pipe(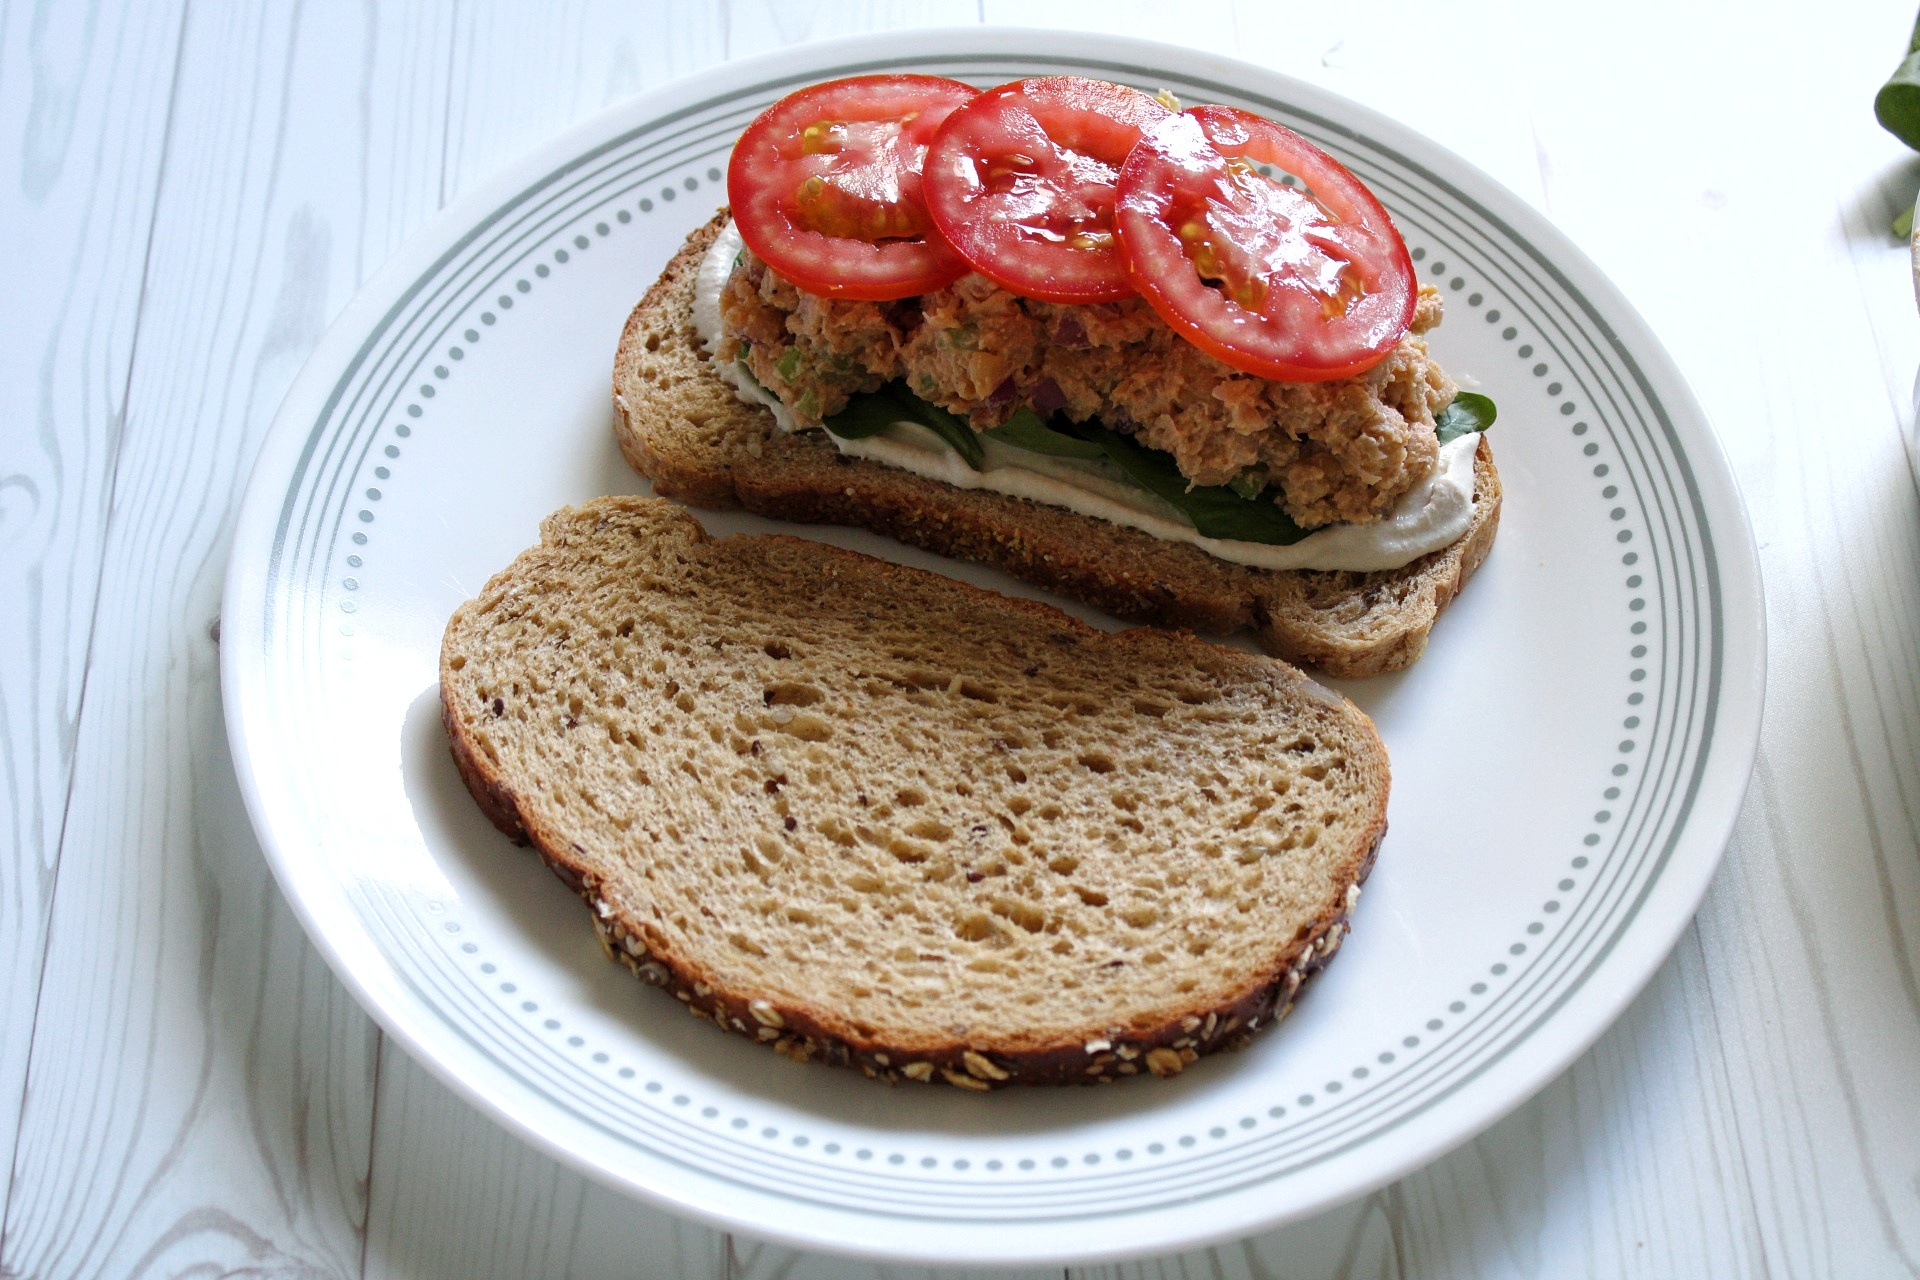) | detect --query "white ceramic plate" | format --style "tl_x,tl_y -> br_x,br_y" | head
222,29 -> 1764,1268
